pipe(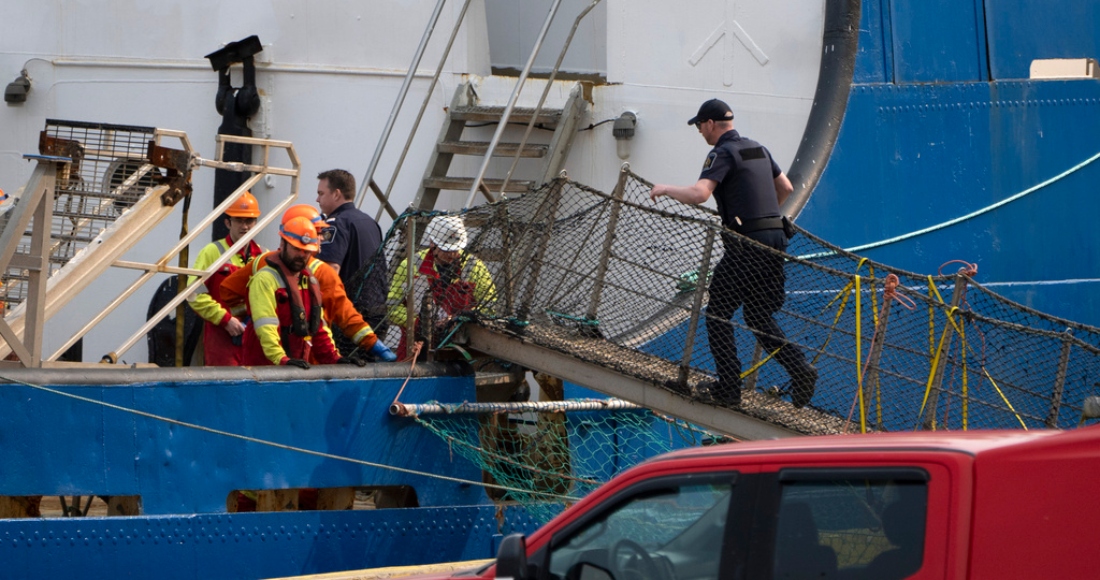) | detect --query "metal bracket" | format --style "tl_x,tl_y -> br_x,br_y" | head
146,141 -> 194,206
